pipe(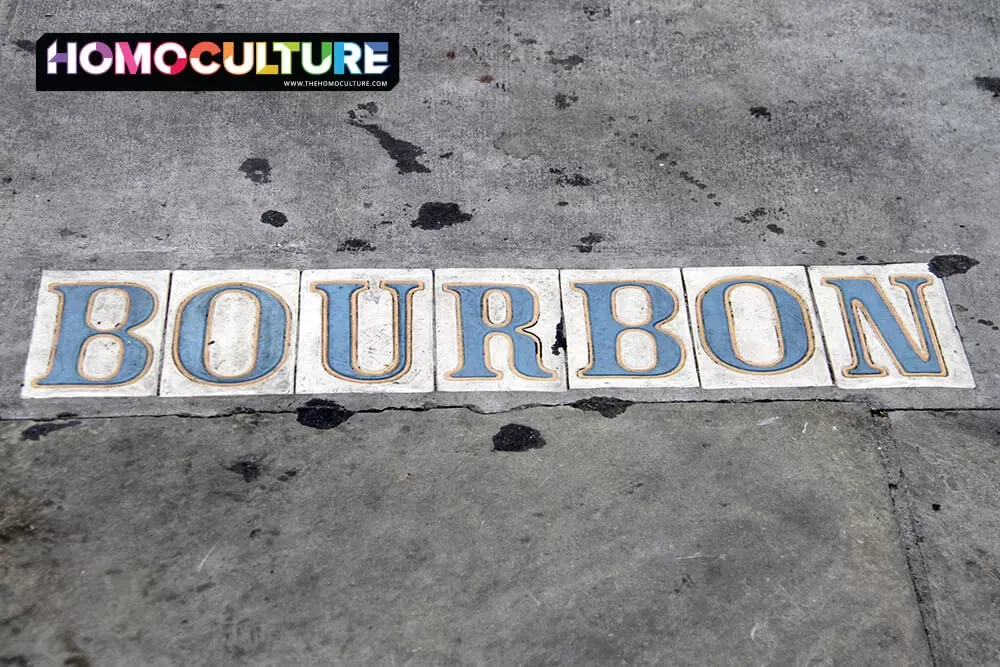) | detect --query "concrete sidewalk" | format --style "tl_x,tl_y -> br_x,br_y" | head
2,0 -> 999,663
